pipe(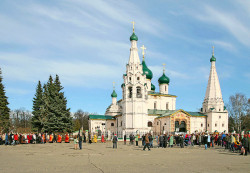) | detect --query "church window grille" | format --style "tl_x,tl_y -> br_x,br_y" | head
201,123 -> 203,127
137,77 -> 140,80
166,103 -> 169,110
136,86 -> 142,98
157,122 -> 159,125
148,121 -> 153,127
215,123 -> 217,127
129,77 -> 131,81
111,123 -> 114,126
154,102 -> 157,109
128,87 -> 132,98
222,124 -> 224,127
